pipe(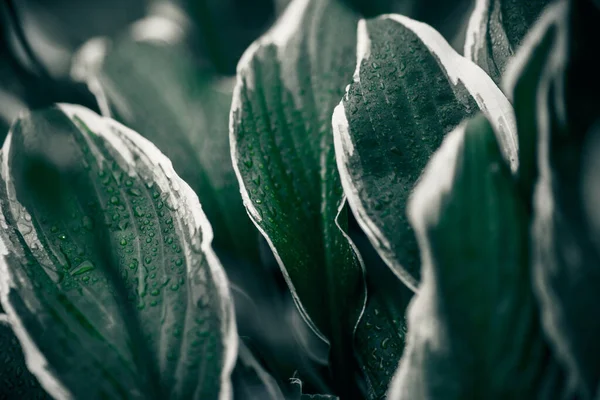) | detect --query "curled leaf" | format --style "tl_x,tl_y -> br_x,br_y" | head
0,105 -> 237,399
